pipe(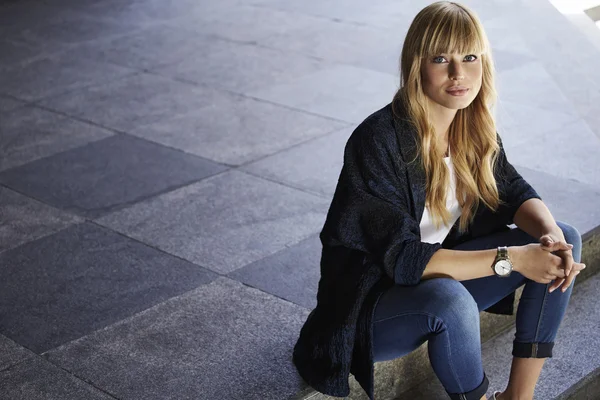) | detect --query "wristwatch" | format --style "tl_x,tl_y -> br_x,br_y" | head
492,246 -> 513,277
